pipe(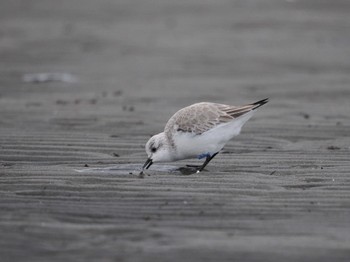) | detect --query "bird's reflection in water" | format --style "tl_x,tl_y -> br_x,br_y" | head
176,166 -> 207,175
